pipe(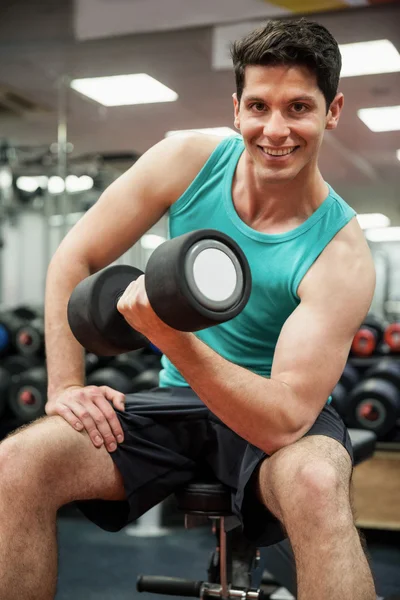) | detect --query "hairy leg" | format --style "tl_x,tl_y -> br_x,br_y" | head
0,416 -> 126,600
256,435 -> 376,600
